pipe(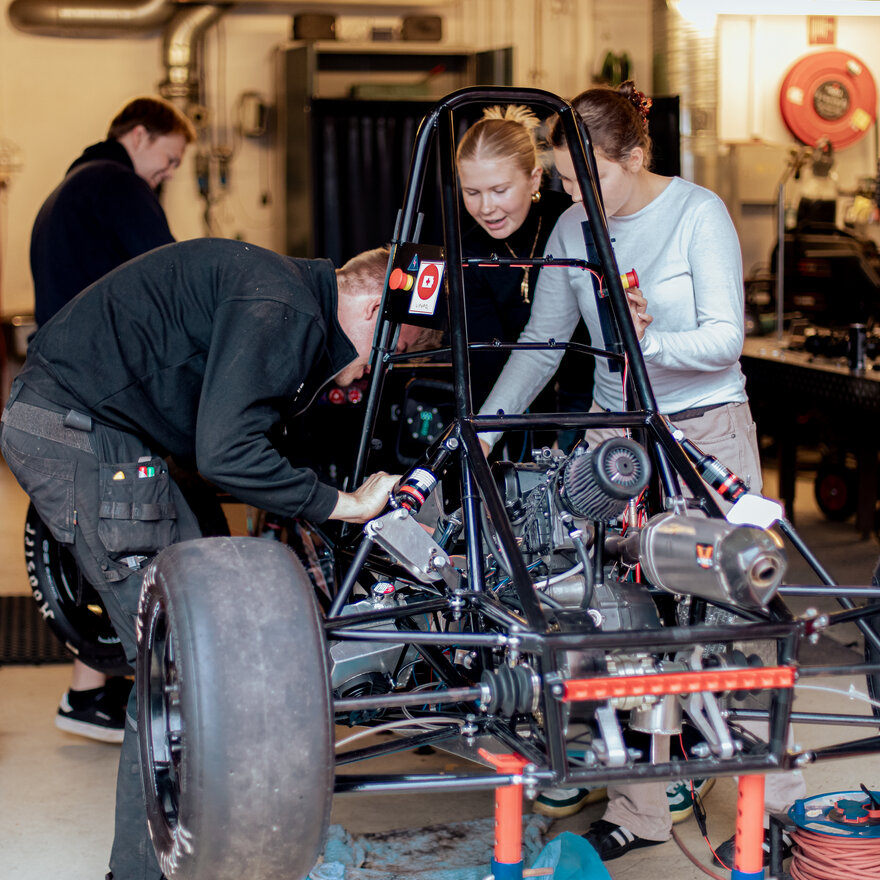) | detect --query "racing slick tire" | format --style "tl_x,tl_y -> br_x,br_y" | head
137,537 -> 334,880
24,502 -> 130,674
